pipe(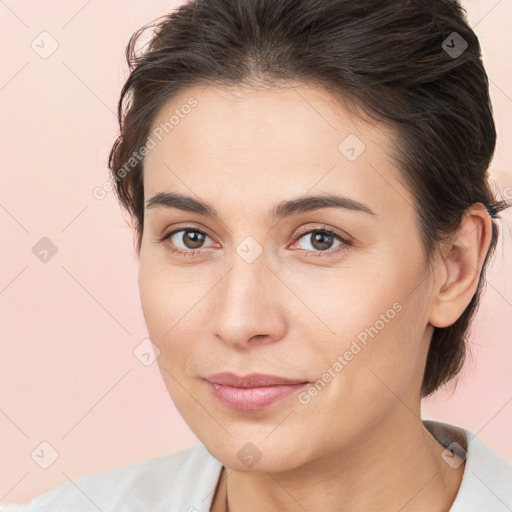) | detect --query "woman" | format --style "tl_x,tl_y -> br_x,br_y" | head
3,0 -> 511,510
